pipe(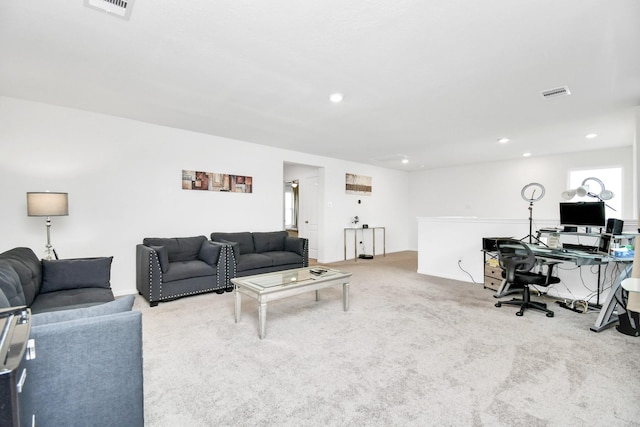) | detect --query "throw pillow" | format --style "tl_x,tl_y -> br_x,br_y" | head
0,260 -> 26,307
150,245 -> 169,273
41,257 -> 113,294
198,241 -> 221,266
31,294 -> 135,327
